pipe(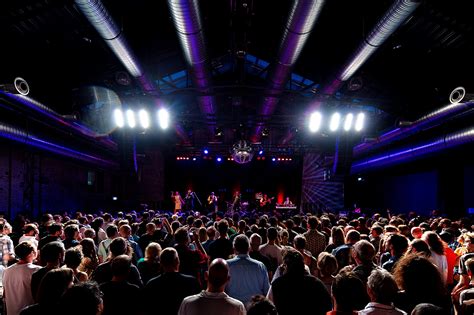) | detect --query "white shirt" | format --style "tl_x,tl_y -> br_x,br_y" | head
3,262 -> 41,315
358,302 -> 407,315
178,291 -> 245,315
429,251 -> 448,283
19,235 -> 38,249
